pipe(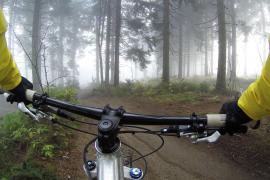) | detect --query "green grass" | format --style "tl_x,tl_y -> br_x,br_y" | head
90,80 -> 212,103
0,112 -> 71,179
47,86 -> 78,103
149,92 -> 199,103
0,86 -> 82,179
1,161 -> 57,180
89,77 -> 257,103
